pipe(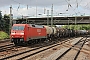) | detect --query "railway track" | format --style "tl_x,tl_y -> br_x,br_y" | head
0,37 -> 75,60
0,44 -> 14,52
0,39 -> 10,43
0,44 -> 25,57
0,39 -> 12,47
55,36 -> 89,60
0,40 -> 27,56
0,40 -> 22,53
0,44 -> 13,48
